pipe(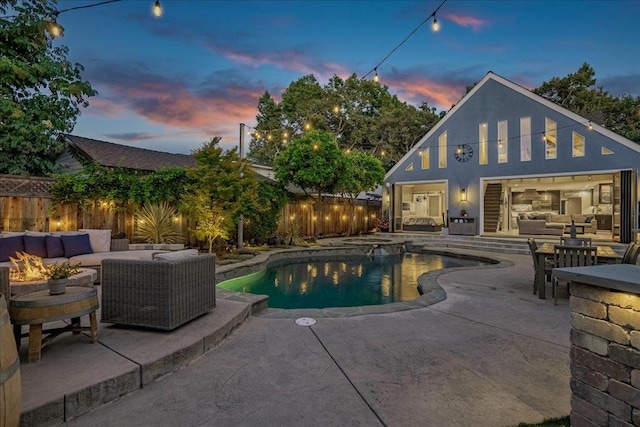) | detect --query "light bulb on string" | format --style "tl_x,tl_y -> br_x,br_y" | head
153,0 -> 162,17
588,121 -> 593,130
304,123 -> 312,131
373,68 -> 379,83
542,134 -> 547,142
50,21 -> 63,38
333,105 -> 339,114
432,16 -> 440,32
